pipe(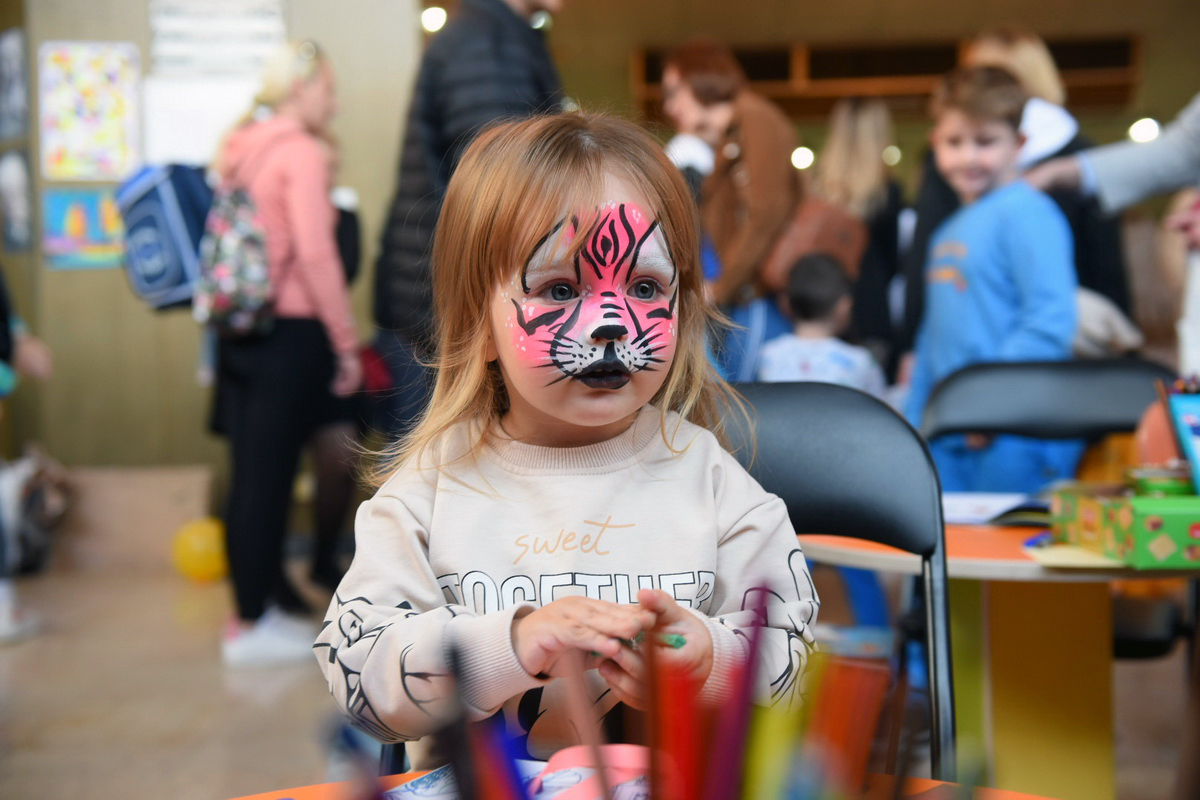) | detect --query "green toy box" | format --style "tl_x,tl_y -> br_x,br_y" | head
1050,483 -> 1200,569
